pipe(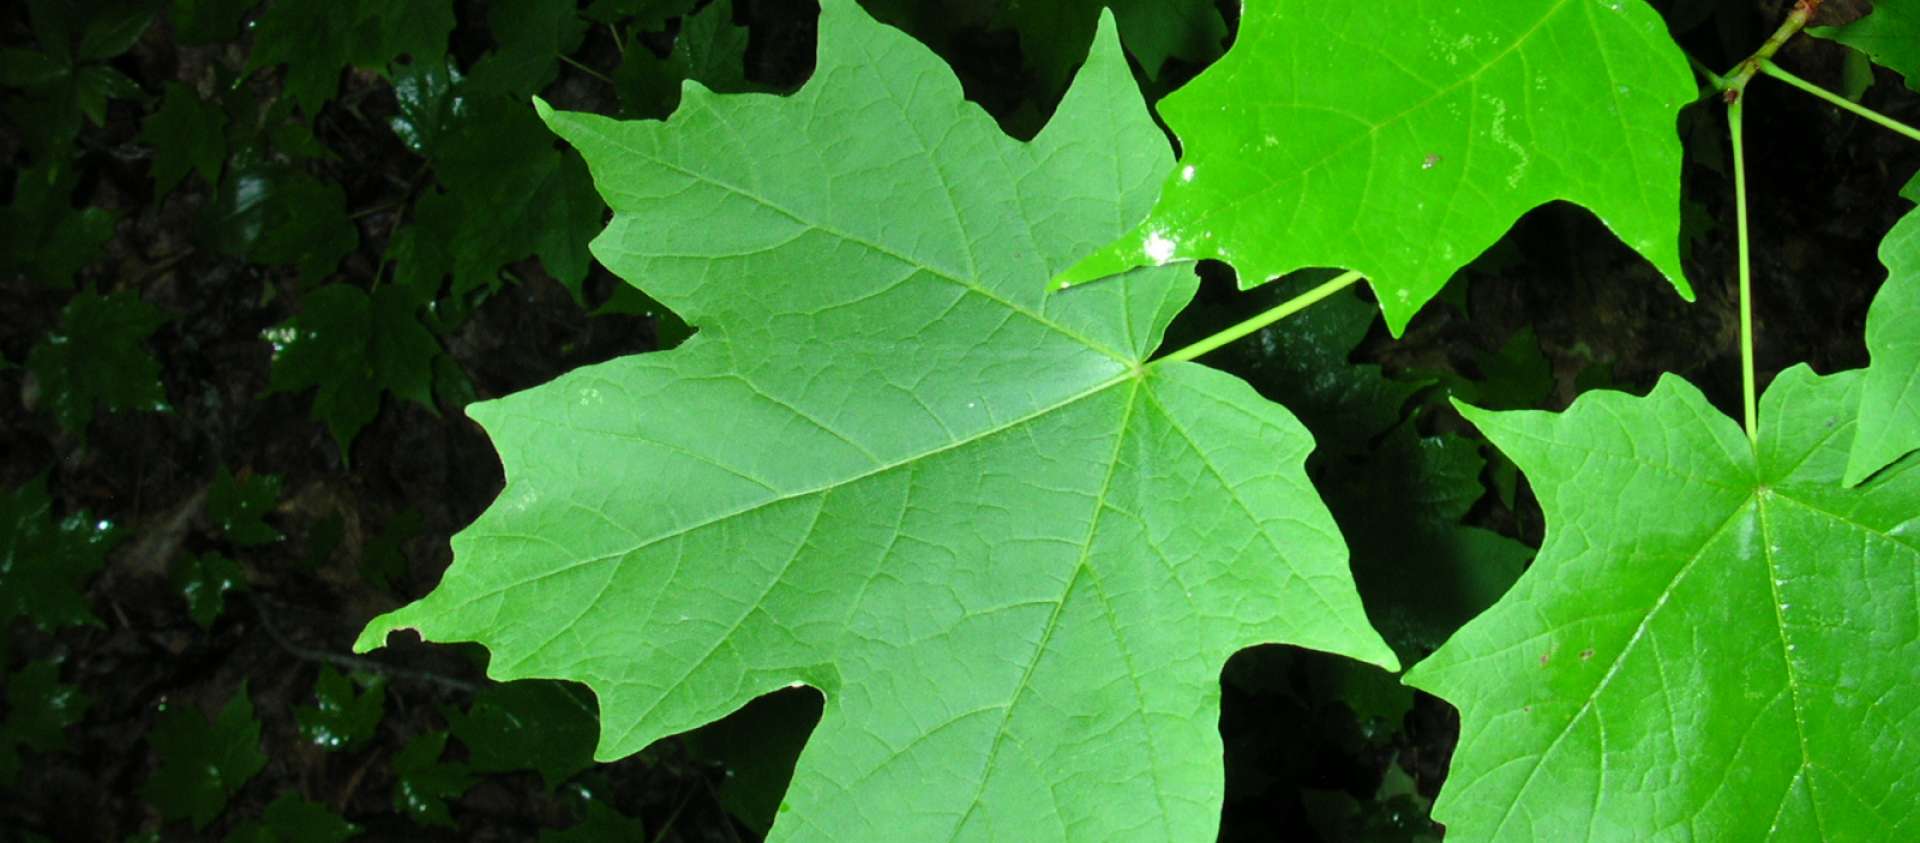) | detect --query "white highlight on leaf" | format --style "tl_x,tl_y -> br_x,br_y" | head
1144,230 -> 1176,264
